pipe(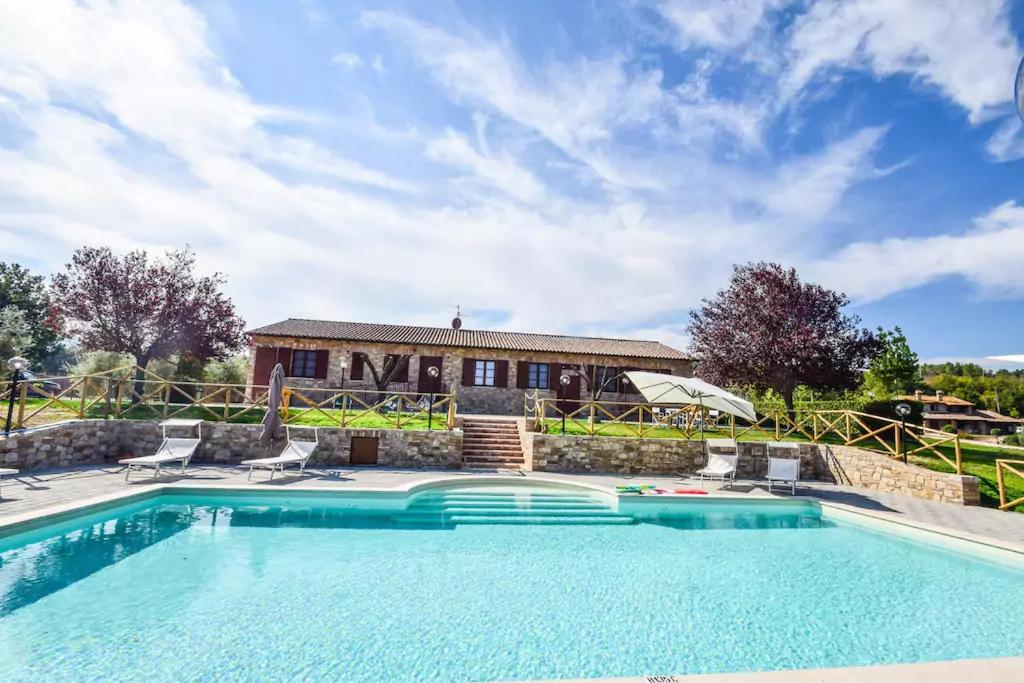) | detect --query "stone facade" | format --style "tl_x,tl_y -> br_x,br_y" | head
2,420 -> 462,472
248,335 -> 692,416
